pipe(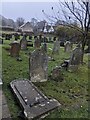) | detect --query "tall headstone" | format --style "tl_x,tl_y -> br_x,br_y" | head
52,38 -> 60,54
10,41 -> 20,57
29,49 -> 48,82
64,41 -> 72,52
20,36 -> 27,50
